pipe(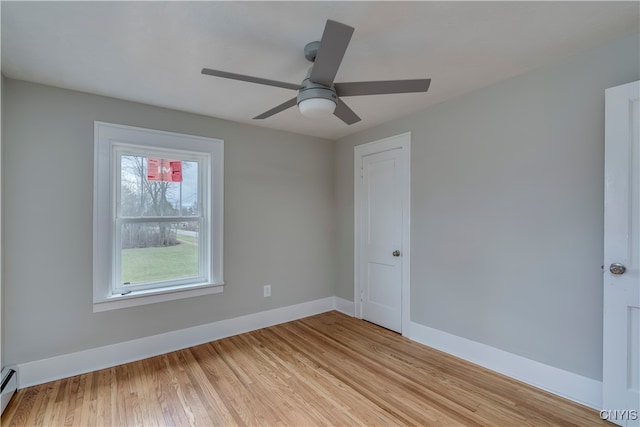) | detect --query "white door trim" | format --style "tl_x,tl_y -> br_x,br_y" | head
354,132 -> 411,334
